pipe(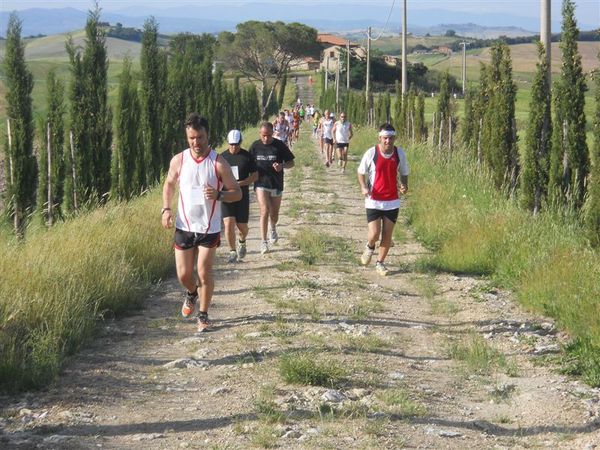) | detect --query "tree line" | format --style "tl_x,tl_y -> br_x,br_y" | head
397,0 -> 600,244
2,10 -> 262,235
